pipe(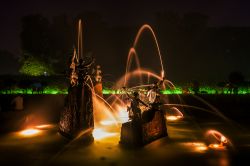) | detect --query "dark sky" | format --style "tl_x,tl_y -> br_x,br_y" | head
0,0 -> 250,82
1,0 -> 250,54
